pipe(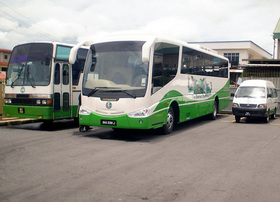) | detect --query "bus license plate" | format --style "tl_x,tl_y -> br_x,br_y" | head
101,120 -> 117,126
